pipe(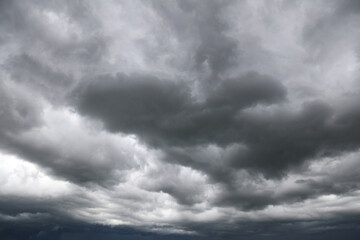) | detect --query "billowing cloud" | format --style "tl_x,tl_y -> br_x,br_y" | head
75,71 -> 286,147
1,0 -> 360,239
